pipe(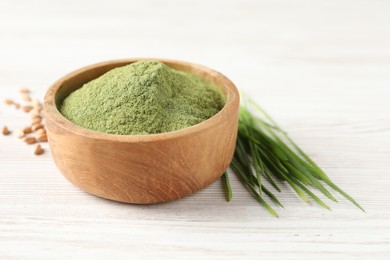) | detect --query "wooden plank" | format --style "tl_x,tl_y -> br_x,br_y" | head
0,0 -> 389,259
